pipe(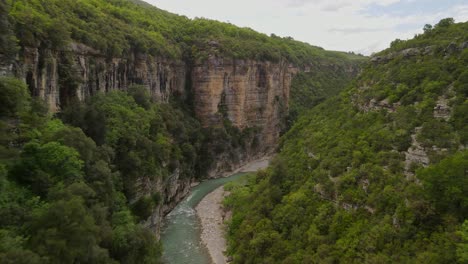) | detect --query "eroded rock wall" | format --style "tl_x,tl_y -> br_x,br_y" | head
11,43 -> 186,112
135,169 -> 193,239
10,44 -> 297,154
192,56 -> 297,150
